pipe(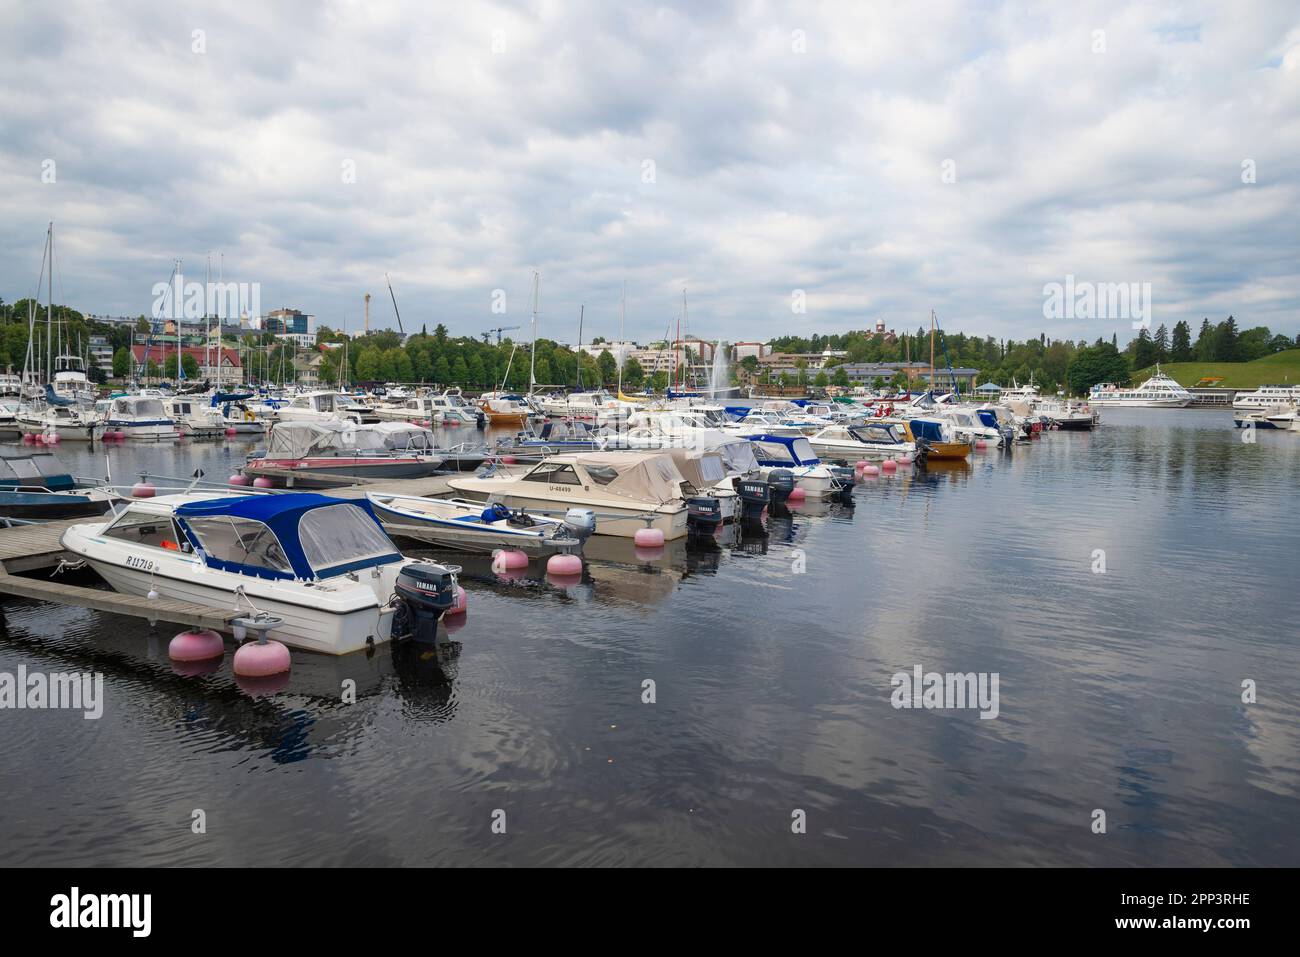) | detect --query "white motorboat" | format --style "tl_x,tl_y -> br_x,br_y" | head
0,399 -> 22,436
16,392 -> 104,442
277,390 -> 365,425
367,493 -> 595,554
1088,368 -> 1192,408
164,396 -> 226,437
448,450 -> 691,539
61,492 -> 460,655
808,422 -> 916,460
745,433 -> 853,498
102,394 -> 180,439
538,390 -> 634,426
